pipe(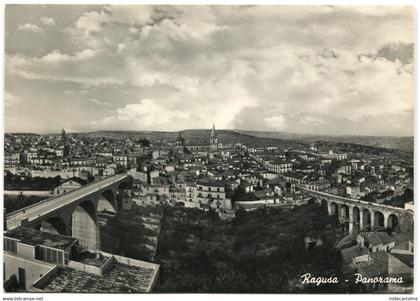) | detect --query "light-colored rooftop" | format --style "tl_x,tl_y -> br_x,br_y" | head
40,262 -> 157,293
5,227 -> 76,250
